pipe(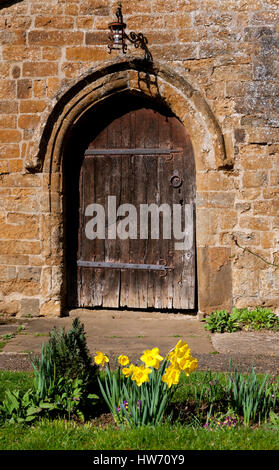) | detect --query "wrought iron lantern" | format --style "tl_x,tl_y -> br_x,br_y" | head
108,4 -> 153,62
